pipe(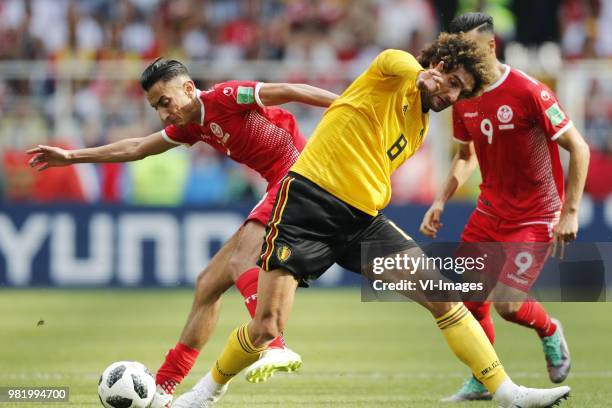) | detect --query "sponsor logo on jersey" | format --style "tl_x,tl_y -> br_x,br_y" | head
417,128 -> 425,145
236,86 -> 255,104
223,87 -> 233,96
540,90 -> 551,101
464,112 -> 478,118
276,245 -> 292,262
545,103 -> 566,127
497,105 -> 513,123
